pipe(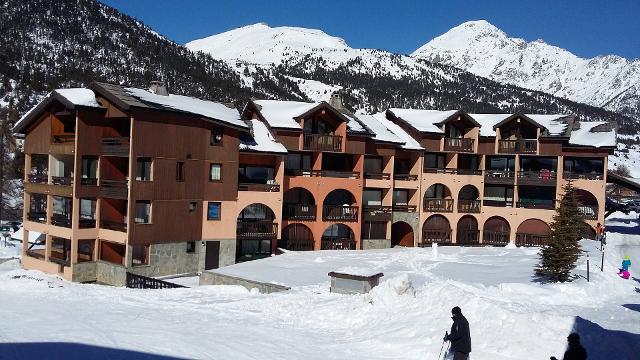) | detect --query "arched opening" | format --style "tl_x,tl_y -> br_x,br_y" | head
281,224 -> 314,251
458,185 -> 480,213
321,224 -> 355,250
422,215 -> 451,245
483,216 -> 510,246
582,223 -> 596,240
423,183 -> 454,212
391,222 -> 414,247
516,219 -> 550,247
323,189 -> 358,222
457,215 -> 479,245
236,203 -> 277,262
283,188 -> 317,221
574,189 -> 598,220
